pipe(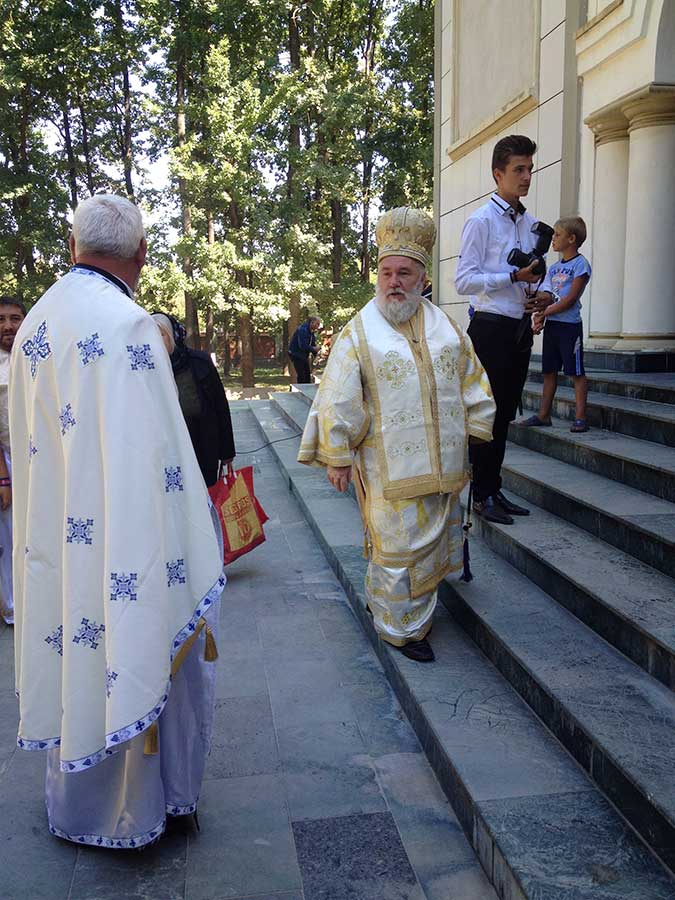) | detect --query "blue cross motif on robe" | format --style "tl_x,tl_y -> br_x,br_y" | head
60,403 -> 76,435
127,344 -> 155,371
29,436 -> 37,461
45,625 -> 64,656
110,571 -> 138,602
106,668 -> 118,697
72,618 -> 105,650
166,558 -> 186,587
164,466 -> 184,492
77,332 -> 105,366
66,517 -> 94,545
21,321 -> 51,379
